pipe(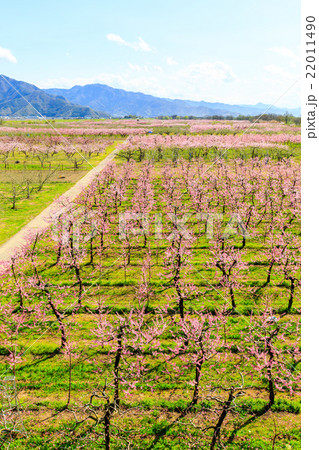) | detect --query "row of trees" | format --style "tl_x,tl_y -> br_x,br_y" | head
0,140 -> 112,170
0,152 -> 300,447
1,251 -> 300,448
155,113 -> 301,126
7,157 -> 297,312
